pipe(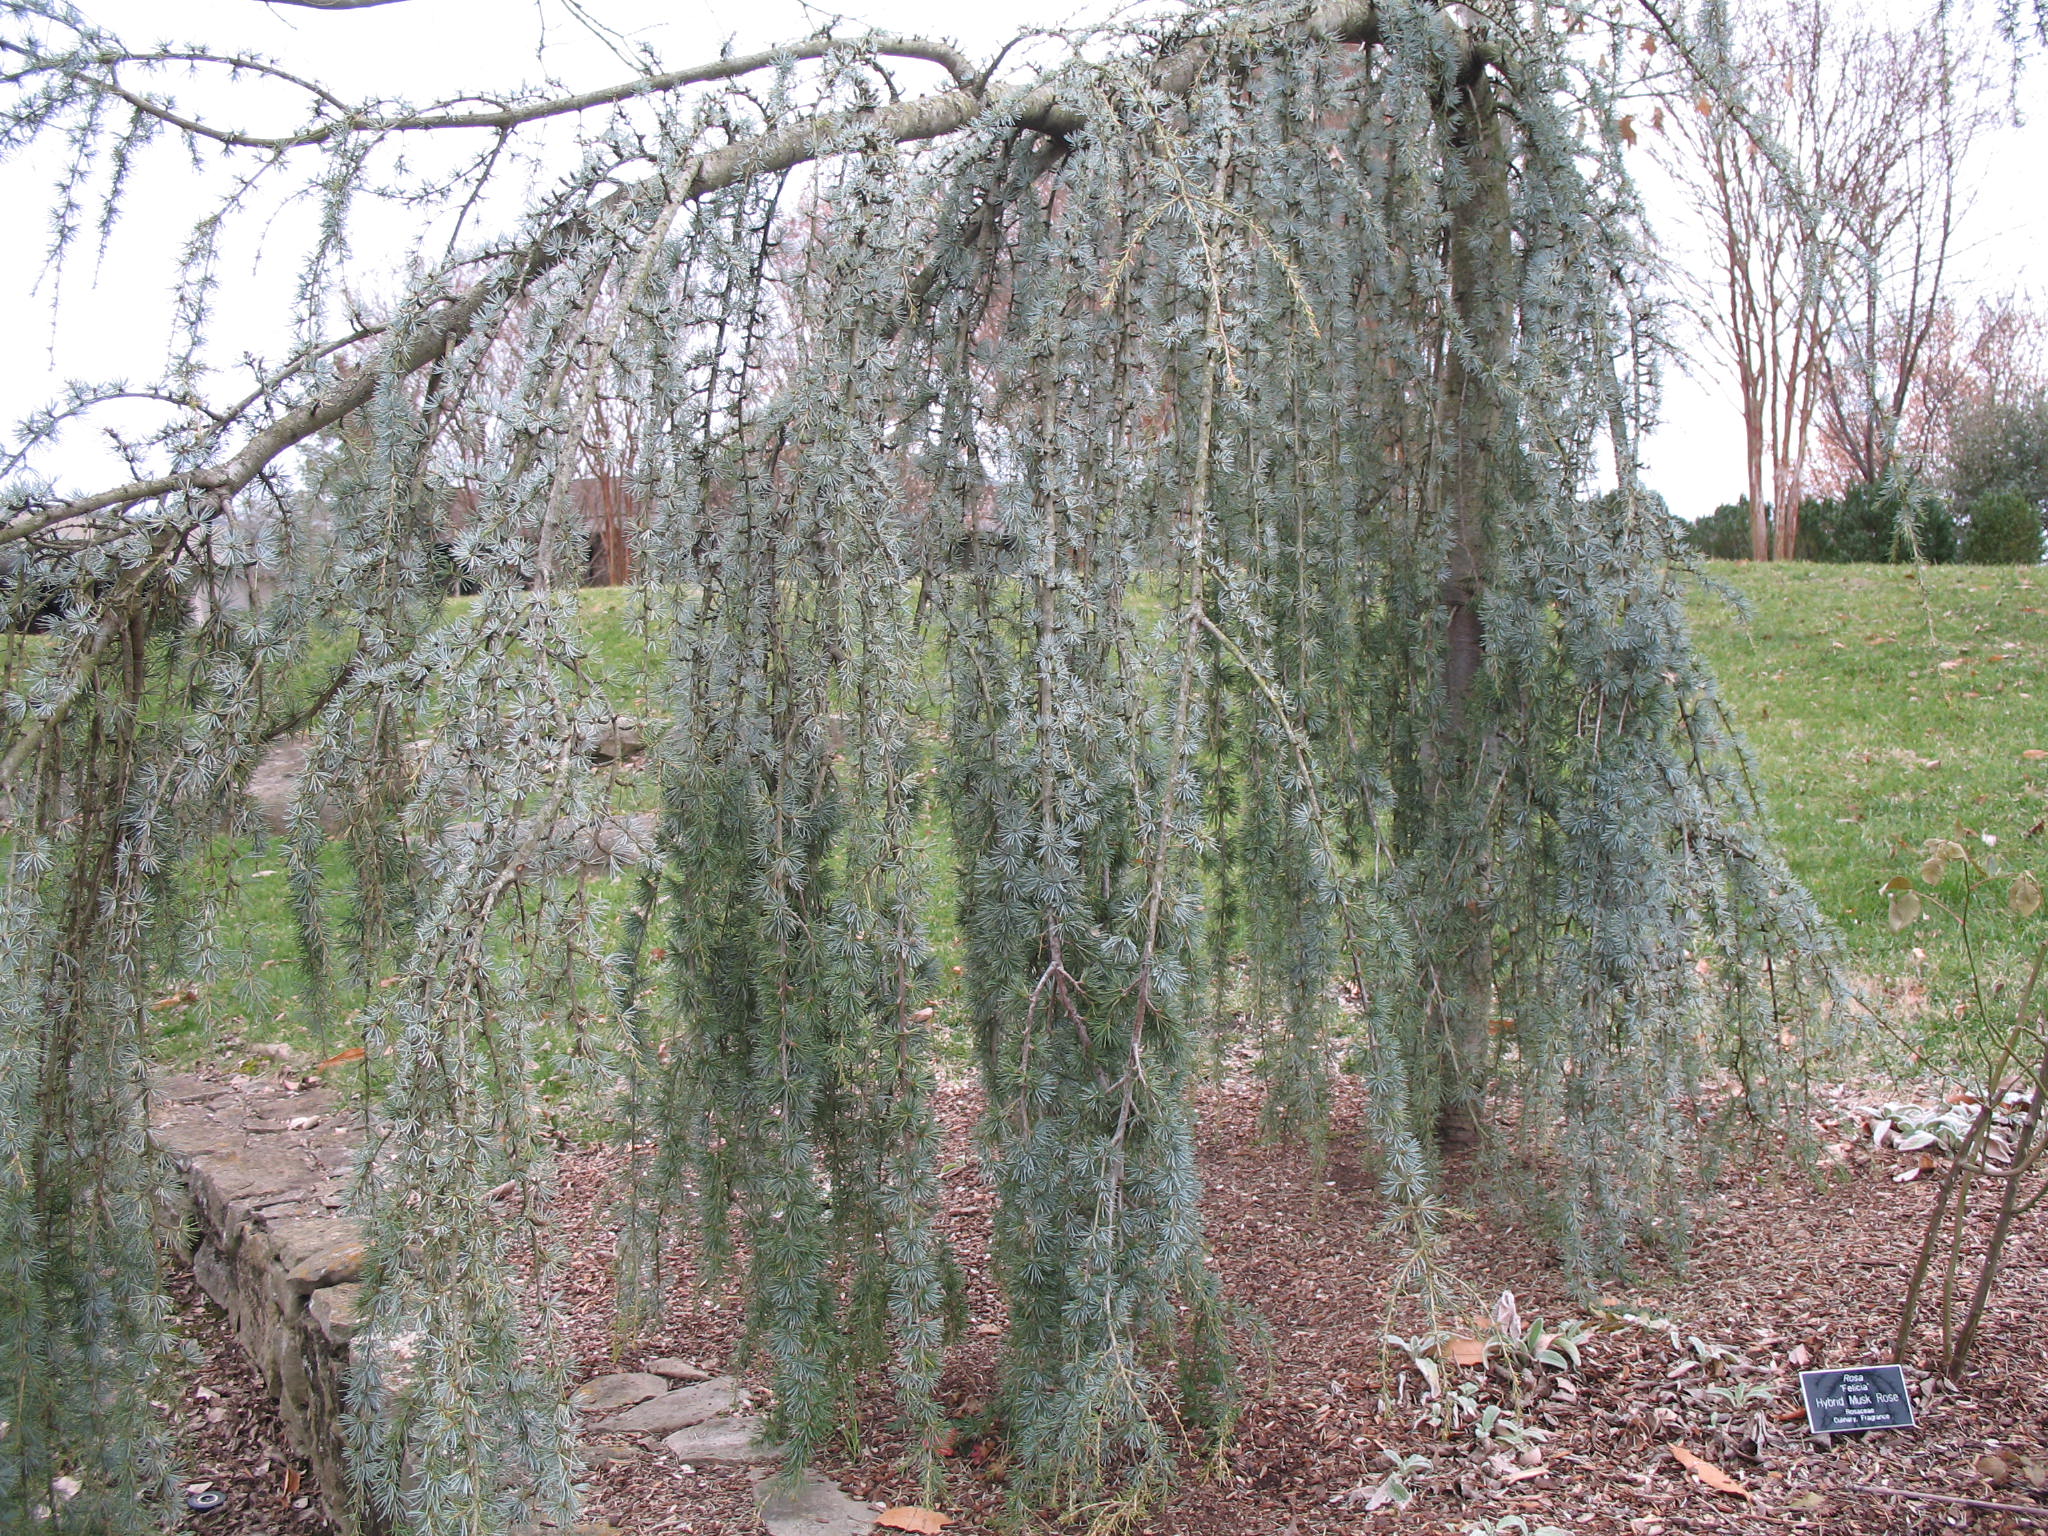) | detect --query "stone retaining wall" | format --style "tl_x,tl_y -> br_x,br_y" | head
150,1066 -> 810,1536
152,1071 -> 374,1535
